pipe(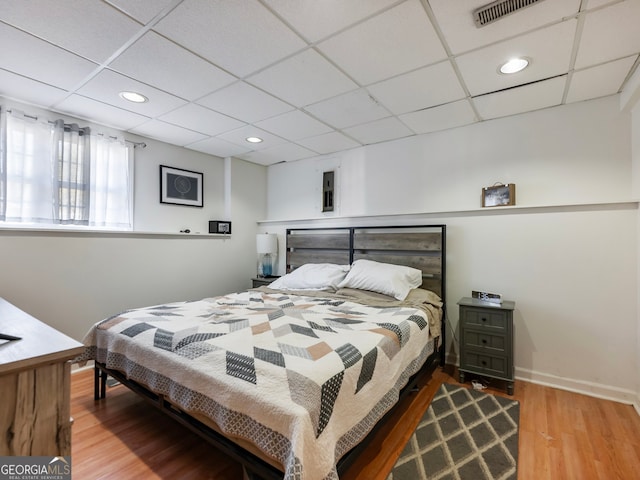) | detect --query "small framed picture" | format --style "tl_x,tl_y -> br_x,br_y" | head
160,165 -> 203,207
209,220 -> 232,234
482,183 -> 515,207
